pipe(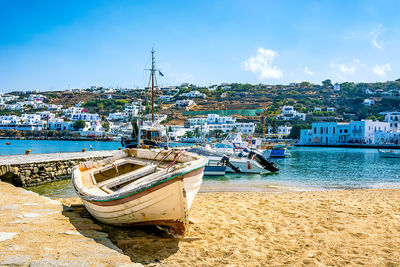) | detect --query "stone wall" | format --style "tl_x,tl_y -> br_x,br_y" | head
0,156 -> 110,187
